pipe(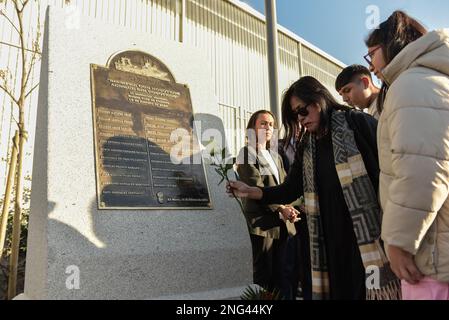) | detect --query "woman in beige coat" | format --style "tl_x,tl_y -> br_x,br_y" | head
365,11 -> 449,299
236,110 -> 300,299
